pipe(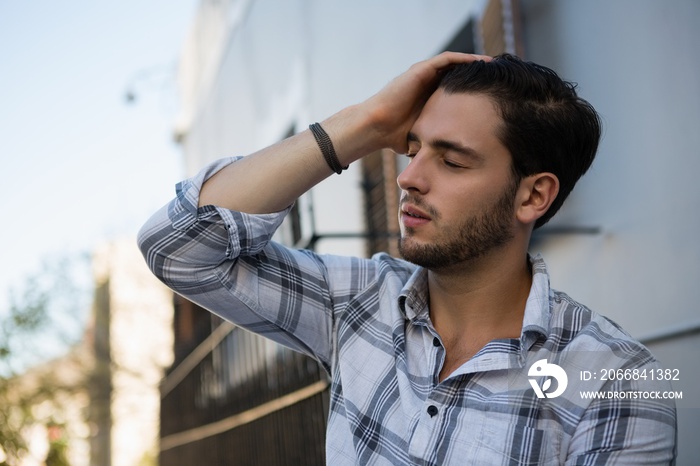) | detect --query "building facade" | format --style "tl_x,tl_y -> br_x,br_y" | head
164,0 -> 699,464
91,240 -> 174,466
